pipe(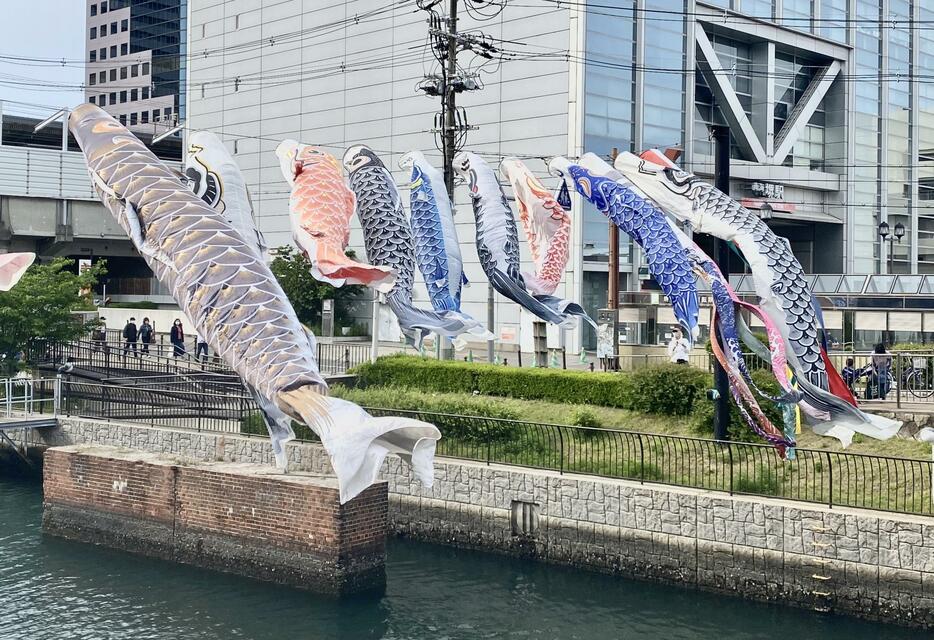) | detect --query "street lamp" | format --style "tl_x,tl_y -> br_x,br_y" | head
879,221 -> 906,273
